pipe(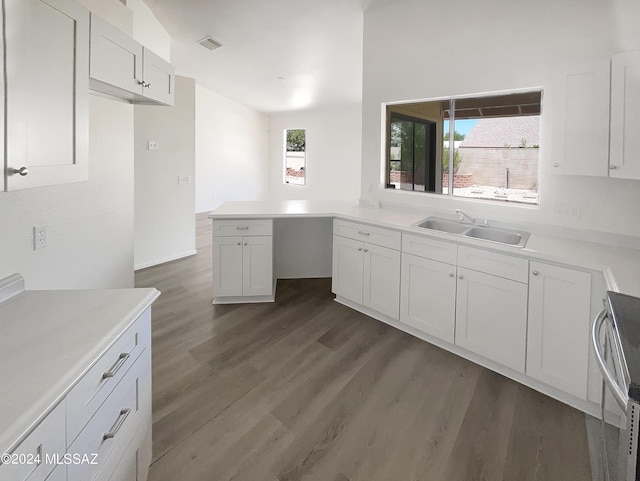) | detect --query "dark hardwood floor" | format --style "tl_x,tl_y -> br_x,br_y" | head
136,214 -> 592,481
